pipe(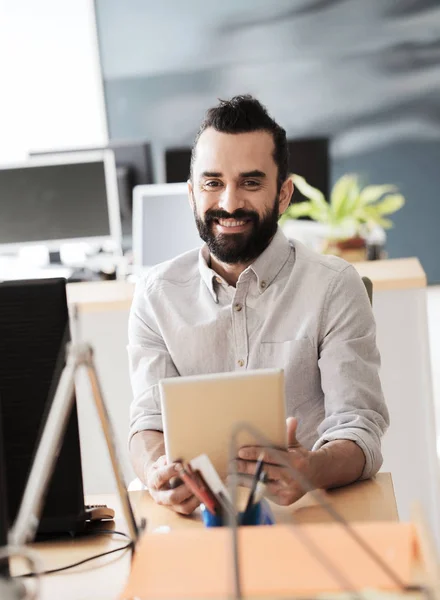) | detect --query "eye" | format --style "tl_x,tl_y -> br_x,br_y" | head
203,180 -> 222,188
243,180 -> 261,188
